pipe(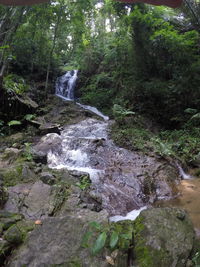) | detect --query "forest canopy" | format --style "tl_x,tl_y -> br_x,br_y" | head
0,0 -> 199,130
0,0 -> 183,7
